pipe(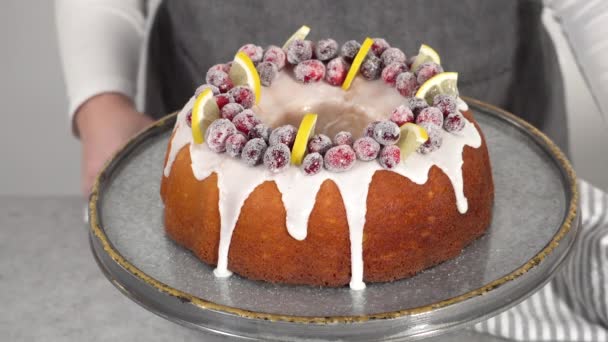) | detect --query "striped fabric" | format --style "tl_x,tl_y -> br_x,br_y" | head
473,180 -> 608,341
